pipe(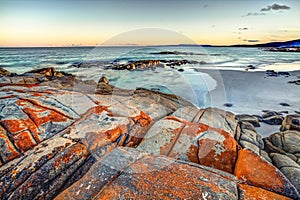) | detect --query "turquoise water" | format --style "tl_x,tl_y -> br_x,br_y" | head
1,46 -> 300,74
